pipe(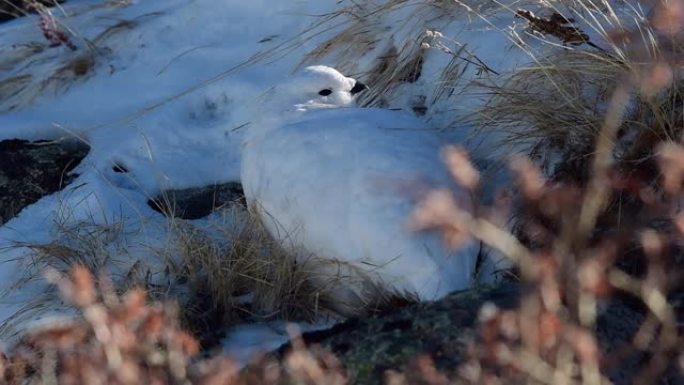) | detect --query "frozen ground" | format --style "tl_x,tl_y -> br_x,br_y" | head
0,0 -> 649,363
